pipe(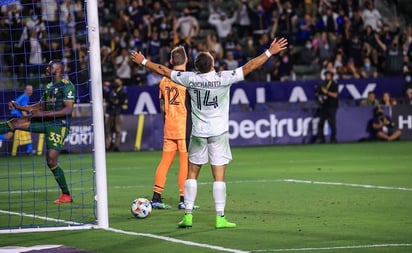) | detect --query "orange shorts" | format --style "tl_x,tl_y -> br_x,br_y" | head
163,138 -> 188,153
